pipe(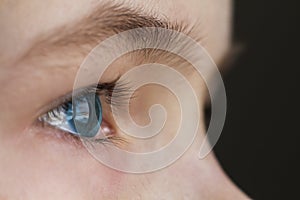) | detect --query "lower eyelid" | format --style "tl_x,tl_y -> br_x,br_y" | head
34,117 -> 123,150
32,121 -> 86,149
